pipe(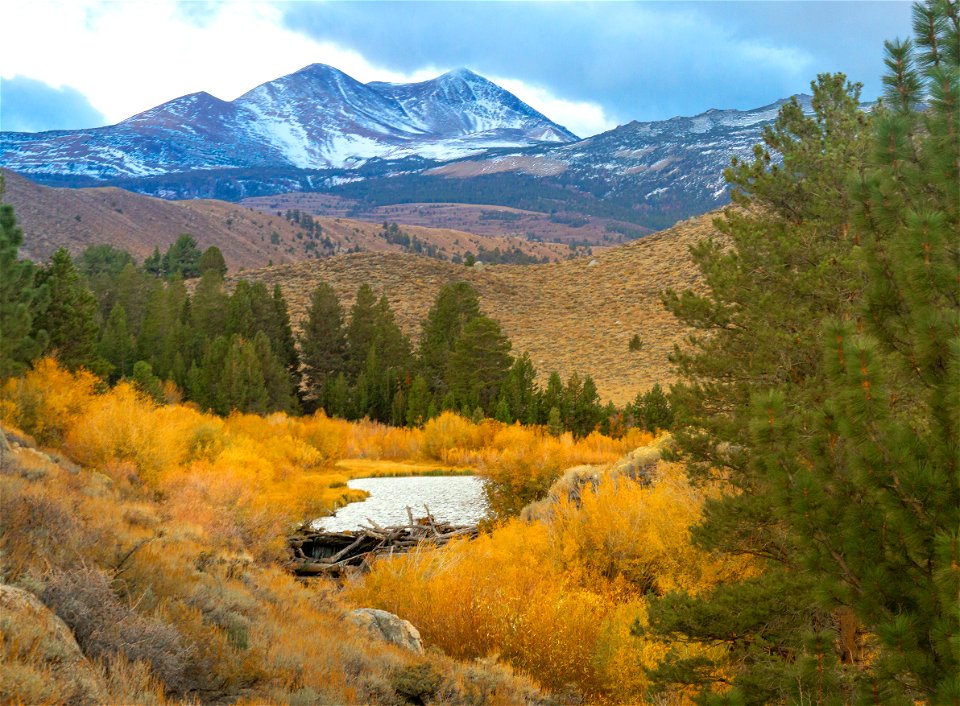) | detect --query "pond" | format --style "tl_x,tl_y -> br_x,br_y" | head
317,475 -> 489,532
